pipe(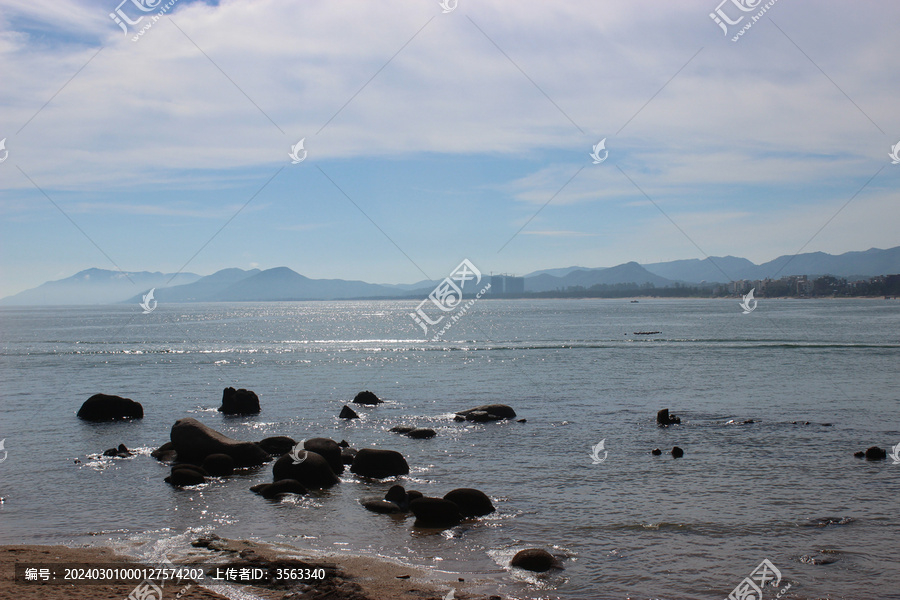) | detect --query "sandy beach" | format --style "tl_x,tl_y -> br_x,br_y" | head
1,540 -> 490,600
